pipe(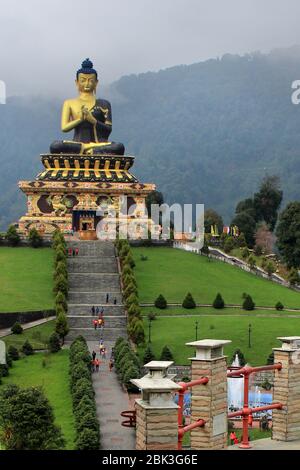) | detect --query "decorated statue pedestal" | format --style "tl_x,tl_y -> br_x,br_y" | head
18,58 -> 157,240
18,153 -> 156,238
